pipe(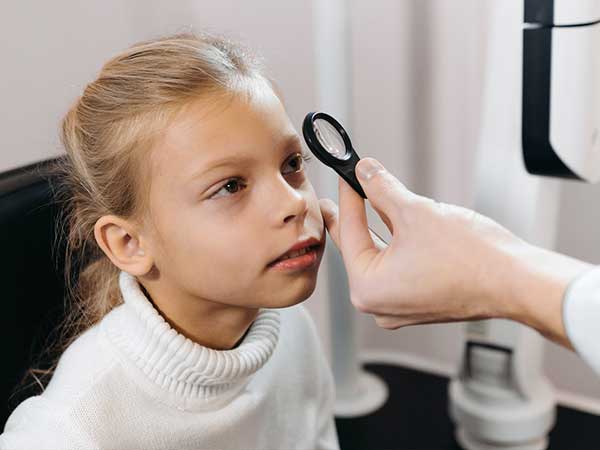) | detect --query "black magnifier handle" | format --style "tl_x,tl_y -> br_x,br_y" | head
302,111 -> 389,247
336,152 -> 367,200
